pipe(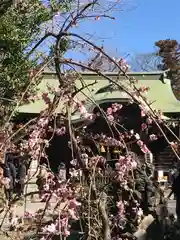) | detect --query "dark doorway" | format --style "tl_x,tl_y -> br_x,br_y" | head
46,134 -> 72,174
